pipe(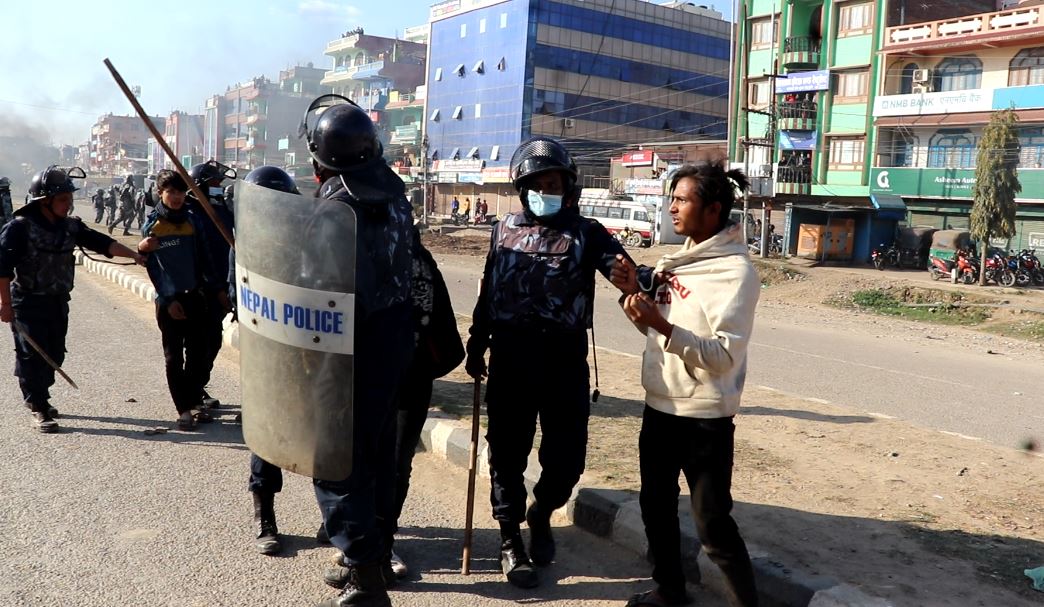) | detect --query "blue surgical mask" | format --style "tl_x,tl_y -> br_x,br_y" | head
526,190 -> 563,217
